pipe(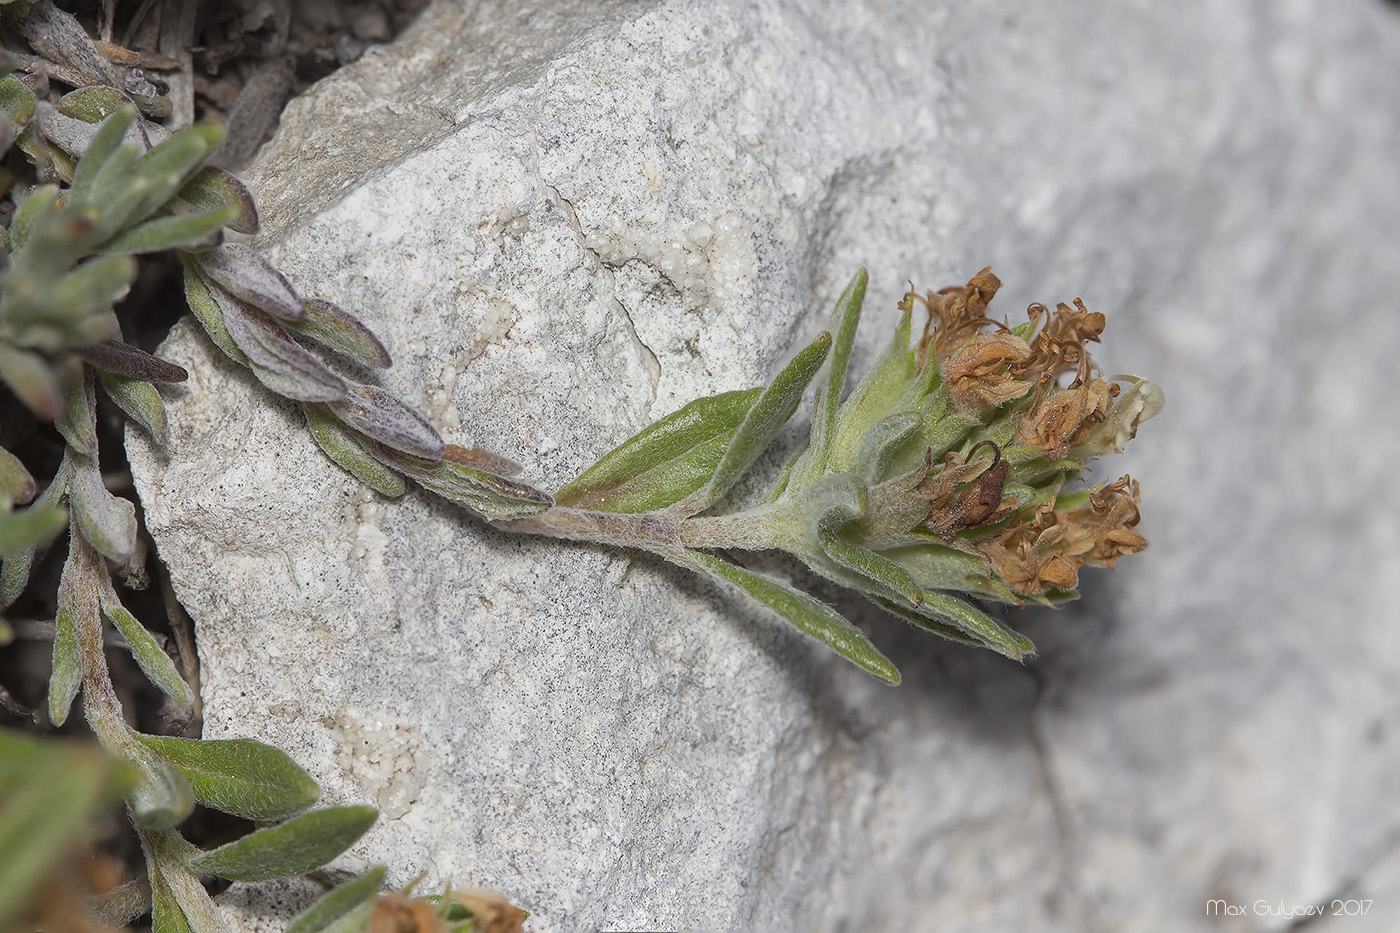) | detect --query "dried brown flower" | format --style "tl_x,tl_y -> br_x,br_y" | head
905,266 -> 1004,367
1015,378 -> 1113,459
941,331 -> 1035,413
920,443 -> 1019,538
